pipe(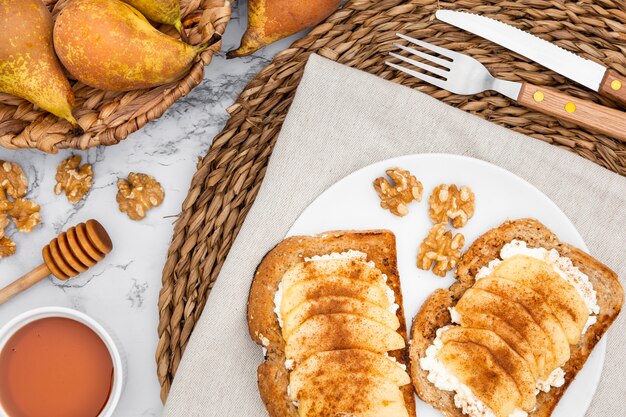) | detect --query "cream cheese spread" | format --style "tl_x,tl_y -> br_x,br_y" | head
384,281 -> 400,314
304,249 -> 369,263
384,352 -> 408,371
536,368 -> 565,393
273,282 -> 285,328
475,239 -> 599,333
420,327 -> 528,417
259,333 -> 270,357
